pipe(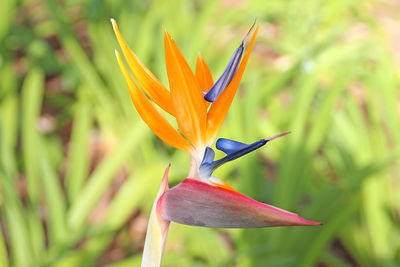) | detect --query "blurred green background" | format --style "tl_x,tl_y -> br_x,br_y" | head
1,0 -> 400,266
